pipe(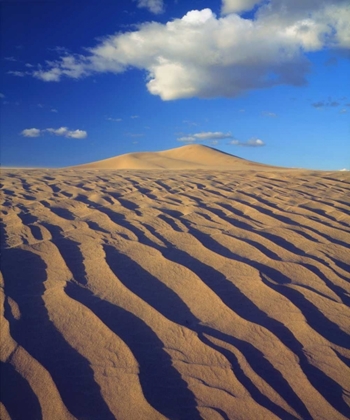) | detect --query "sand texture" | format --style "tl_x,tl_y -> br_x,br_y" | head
1,146 -> 350,420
